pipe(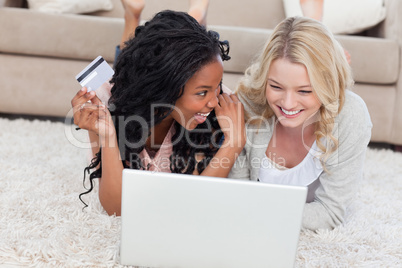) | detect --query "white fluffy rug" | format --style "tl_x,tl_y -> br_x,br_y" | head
0,118 -> 401,267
